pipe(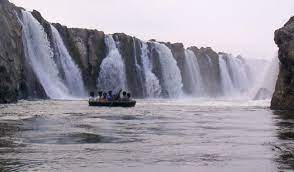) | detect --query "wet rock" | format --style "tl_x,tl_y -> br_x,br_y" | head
271,16 -> 294,110
148,41 -> 165,96
189,46 -> 222,97
0,0 -> 24,103
53,24 -> 106,92
0,0 -> 267,101
165,43 -> 190,94
113,33 -> 145,97
29,10 -> 107,93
